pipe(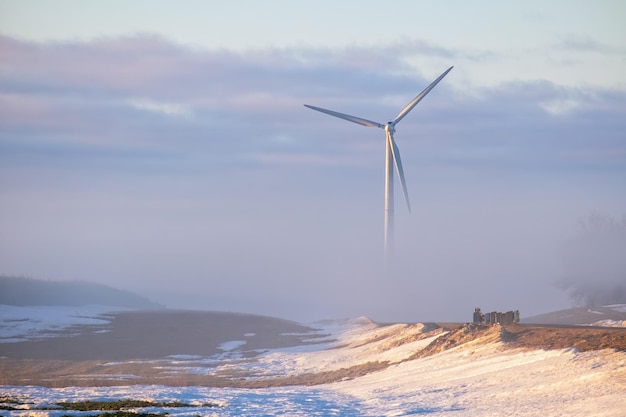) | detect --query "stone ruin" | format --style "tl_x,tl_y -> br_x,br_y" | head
473,307 -> 520,325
